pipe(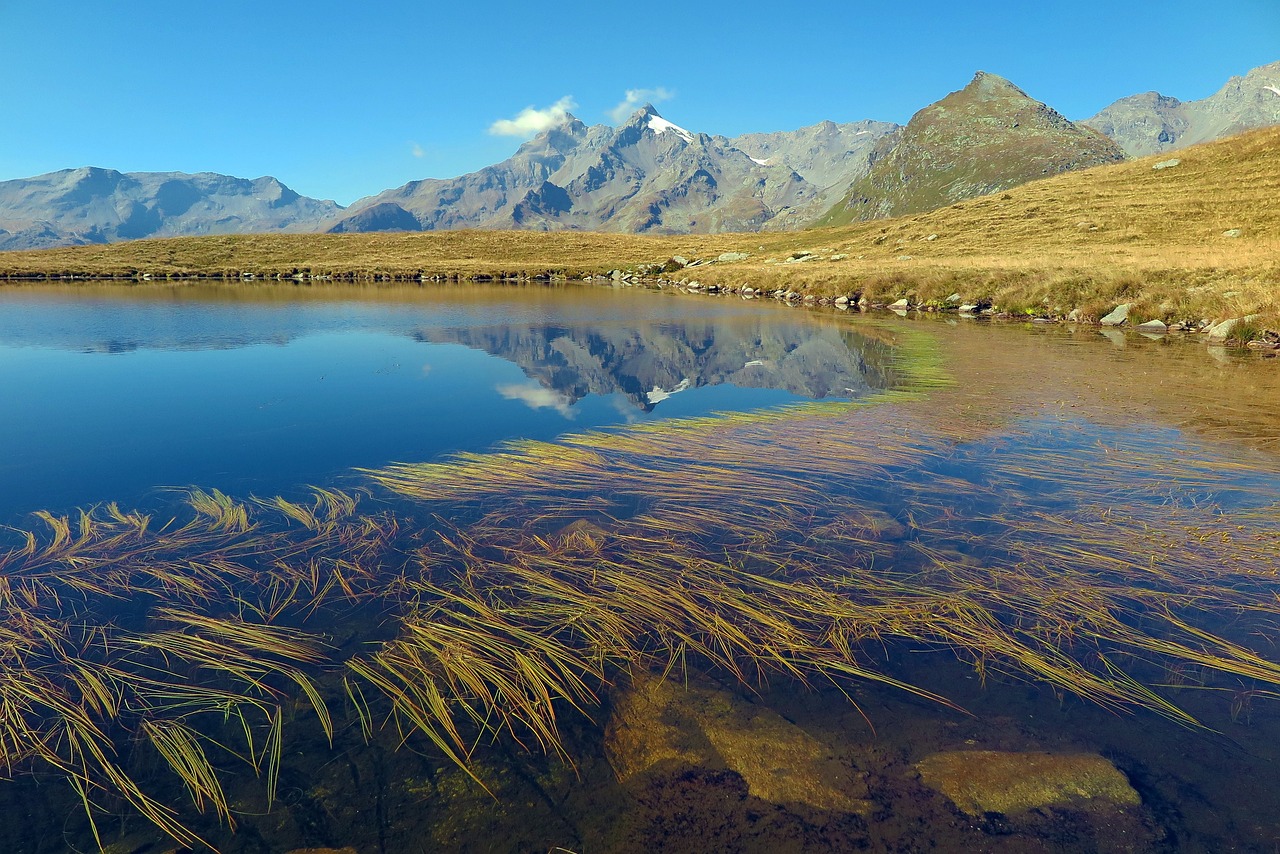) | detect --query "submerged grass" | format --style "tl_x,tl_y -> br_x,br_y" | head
2,325 -> 1280,847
